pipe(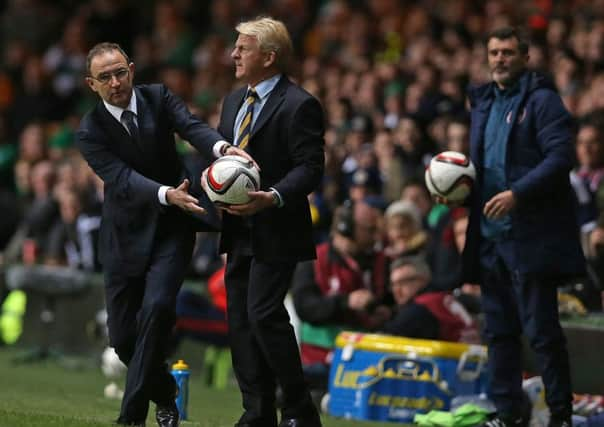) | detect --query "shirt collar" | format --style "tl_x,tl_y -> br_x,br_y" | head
249,74 -> 282,101
493,72 -> 526,99
494,82 -> 519,99
103,90 -> 138,122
